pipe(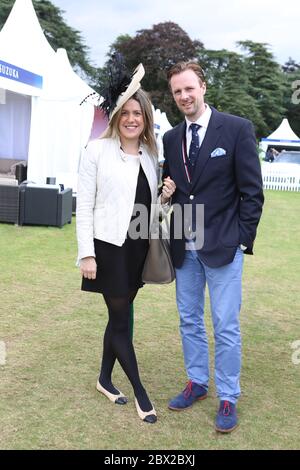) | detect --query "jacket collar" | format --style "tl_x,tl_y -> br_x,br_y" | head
169,107 -> 224,191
